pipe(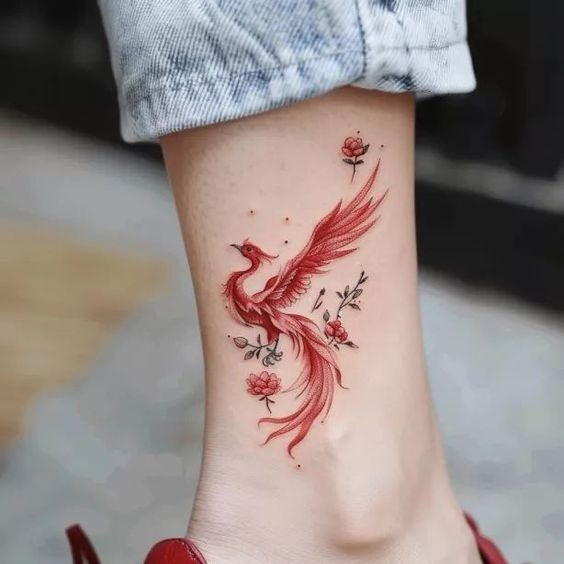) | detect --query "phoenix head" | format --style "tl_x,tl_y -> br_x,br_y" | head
230,238 -> 278,264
